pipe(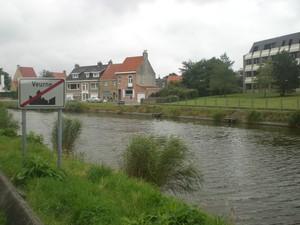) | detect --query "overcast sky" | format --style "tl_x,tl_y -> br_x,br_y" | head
0,0 -> 299,77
